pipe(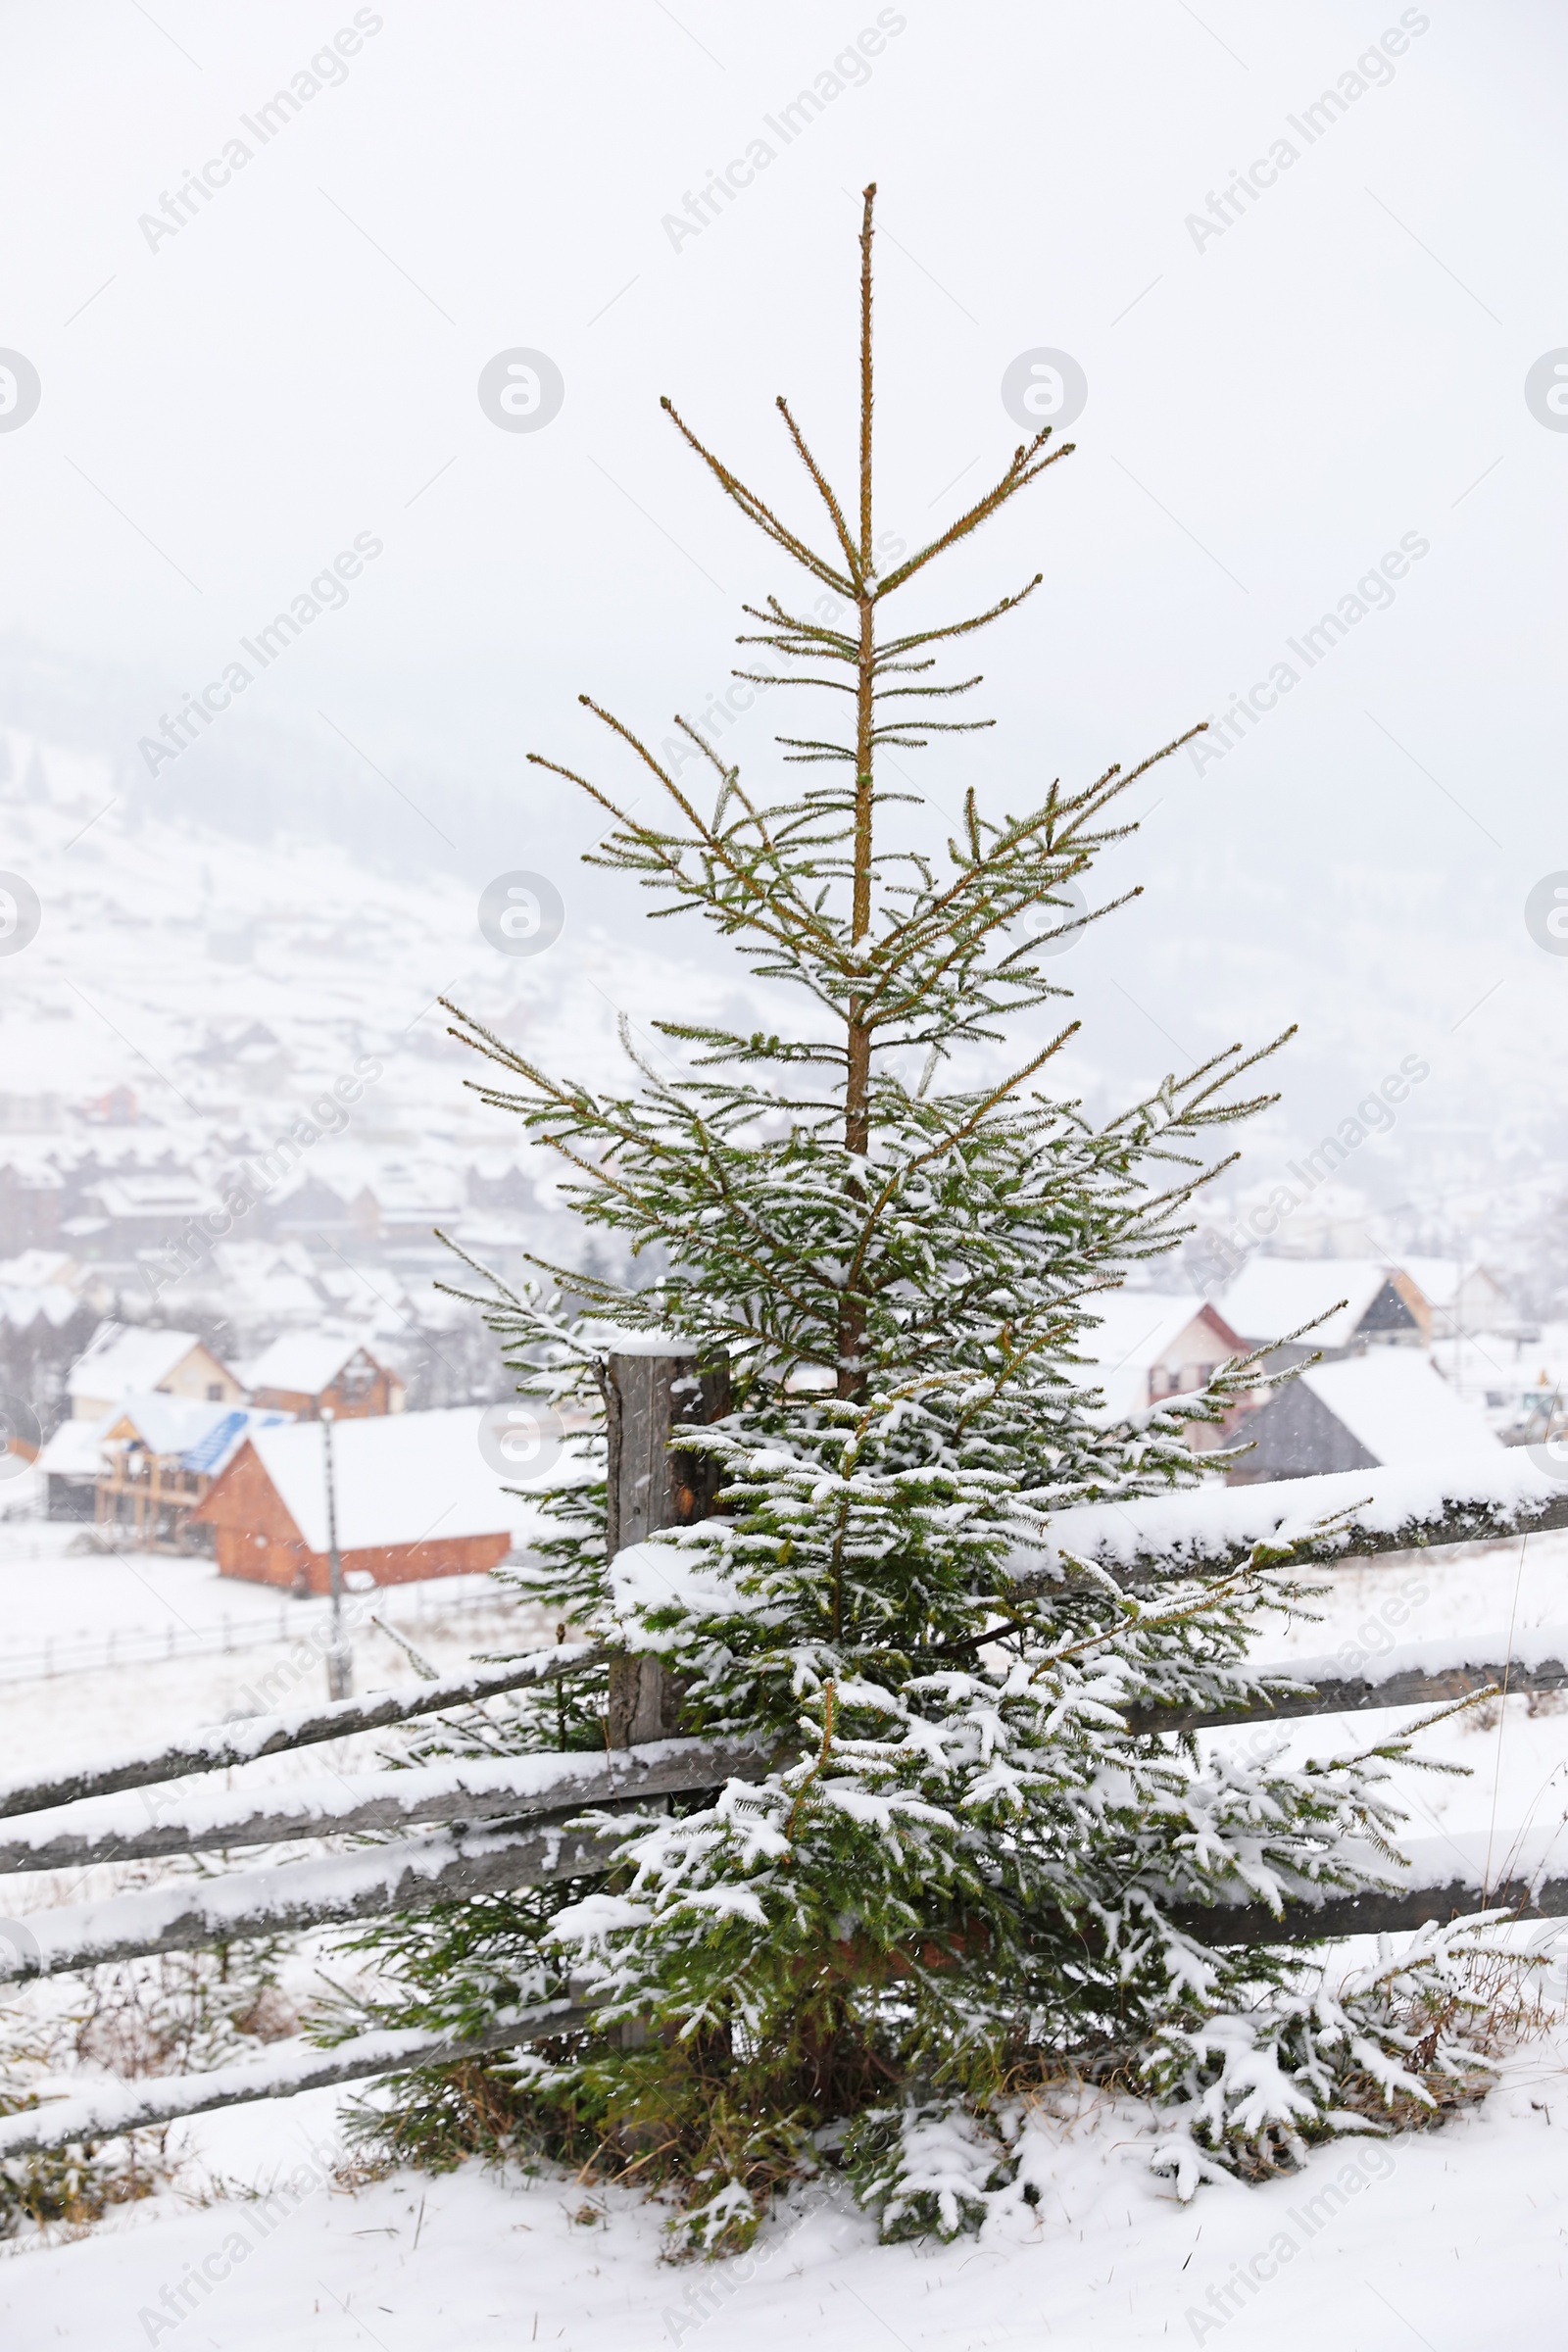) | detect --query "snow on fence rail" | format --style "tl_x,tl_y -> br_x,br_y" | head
0,1817 -> 620,1981
0,1734 -> 770,1877
1021,1451 -> 1568,1589
6,1448 -> 1568,2153
1166,1828 -> 1568,1946
0,1642 -> 605,1820
1124,1633 -> 1568,1733
0,2005 -> 594,2163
